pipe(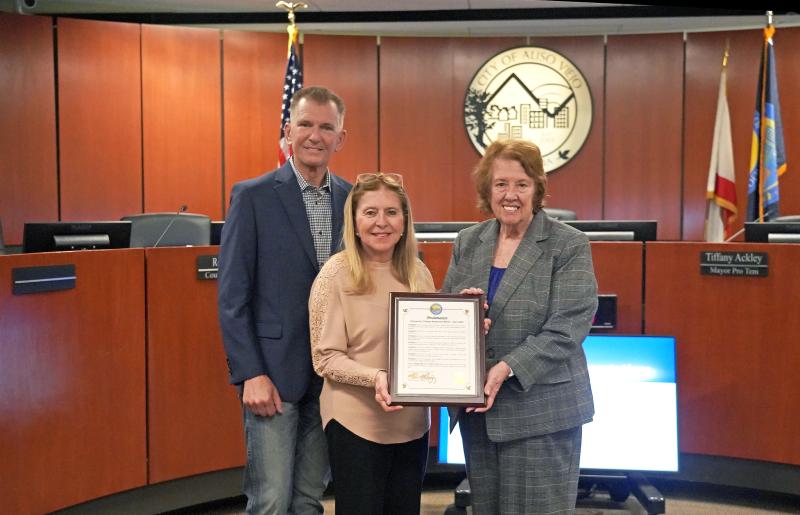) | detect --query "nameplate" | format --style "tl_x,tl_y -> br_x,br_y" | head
197,255 -> 219,280
700,251 -> 768,277
13,264 -> 77,295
